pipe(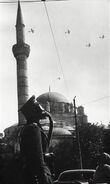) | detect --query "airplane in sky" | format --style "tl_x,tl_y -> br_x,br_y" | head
28,28 -> 34,33
65,29 -> 70,34
99,35 -> 105,39
86,43 -> 91,47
